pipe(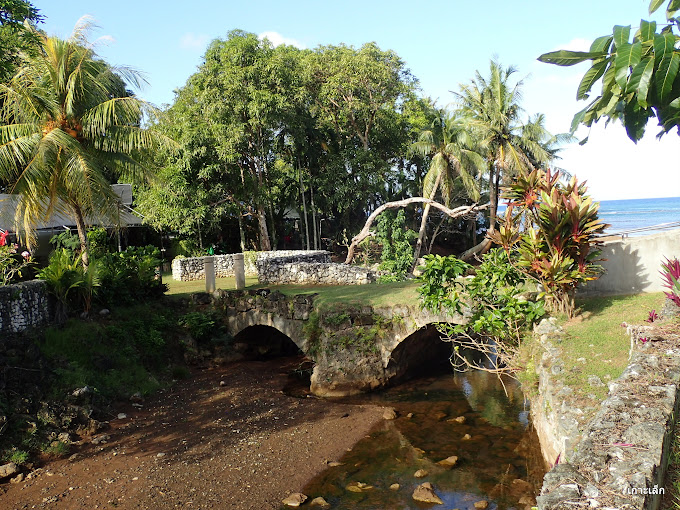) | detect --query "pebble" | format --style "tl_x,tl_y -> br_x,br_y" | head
309,496 -> 330,507
118,413 -> 127,420
156,452 -> 166,458
462,433 -> 472,440
383,408 -> 397,420
474,500 -> 489,509
414,469 -> 428,478
390,483 -> 400,490
282,493 -> 308,507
